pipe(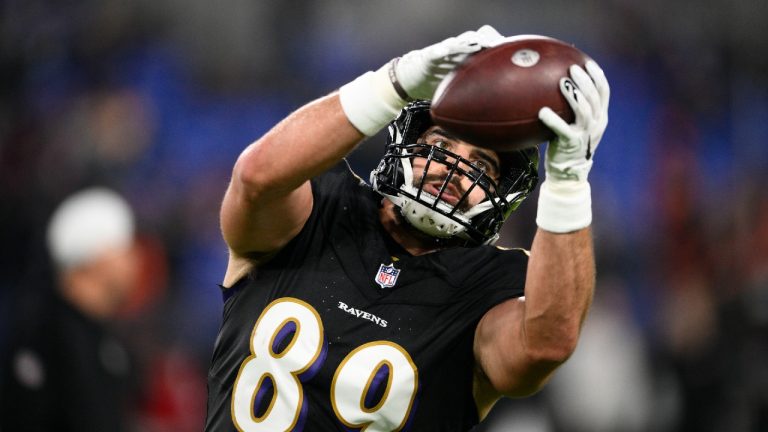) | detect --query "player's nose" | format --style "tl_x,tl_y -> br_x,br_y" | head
426,154 -> 452,176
